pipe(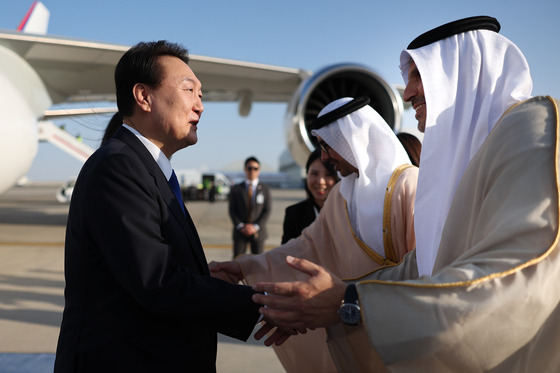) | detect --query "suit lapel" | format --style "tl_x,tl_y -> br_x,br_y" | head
239,182 -> 250,217
154,171 -> 210,275
115,128 -> 210,275
253,183 -> 264,217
